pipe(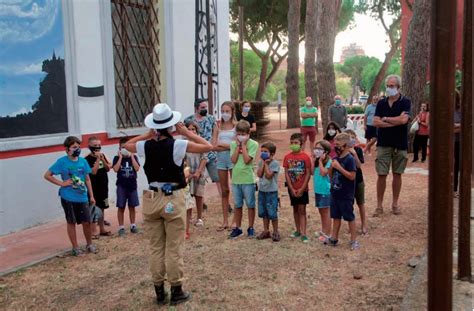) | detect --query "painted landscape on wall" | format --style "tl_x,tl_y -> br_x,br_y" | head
0,0 -> 68,139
